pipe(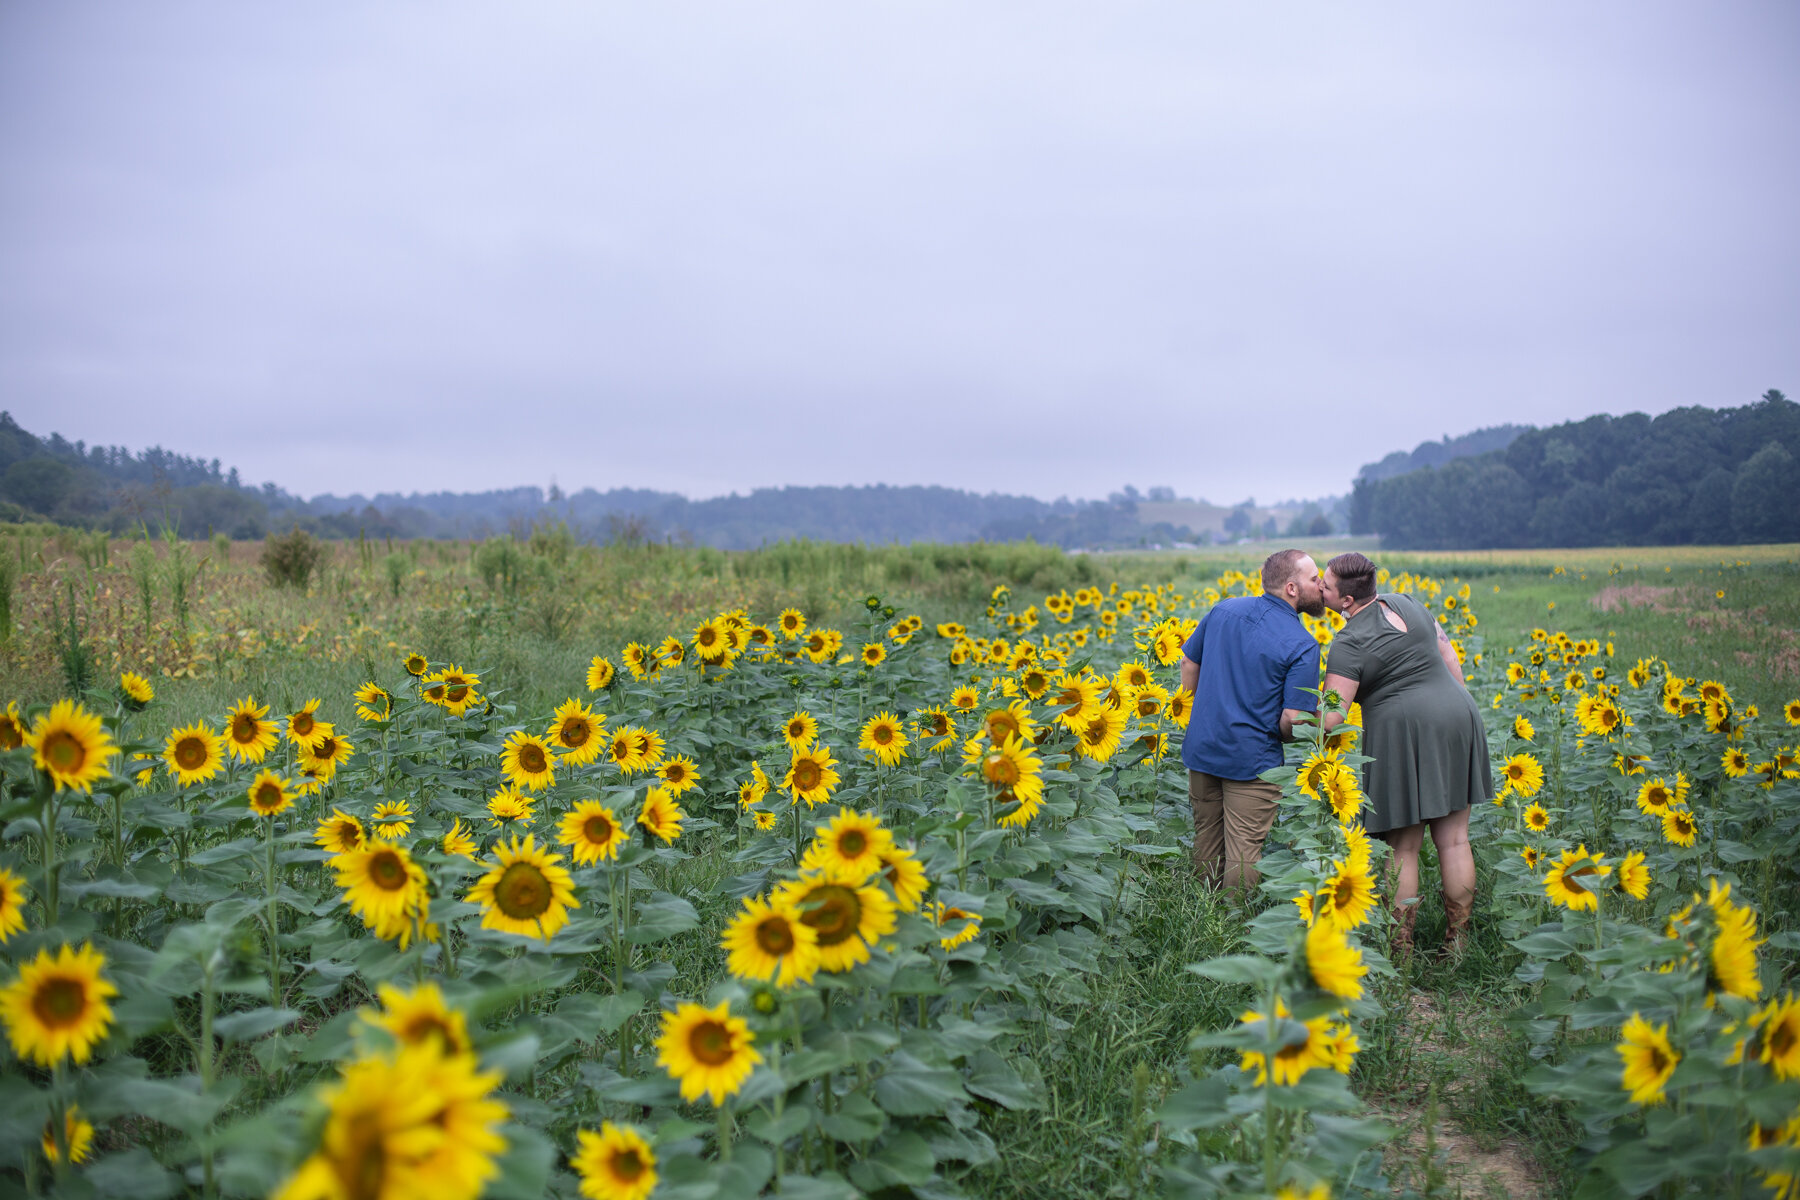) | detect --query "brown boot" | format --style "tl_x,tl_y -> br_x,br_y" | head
1392,901 -> 1418,959
1441,891 -> 1474,958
